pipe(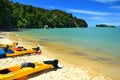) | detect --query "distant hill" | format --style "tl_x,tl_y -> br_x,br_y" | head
0,0 -> 88,31
96,24 -> 116,28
